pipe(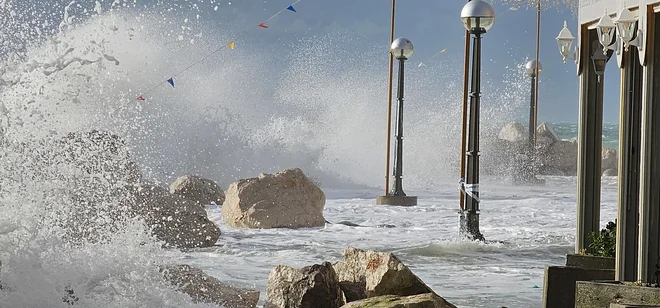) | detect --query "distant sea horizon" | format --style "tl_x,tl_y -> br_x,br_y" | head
549,122 -> 619,150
